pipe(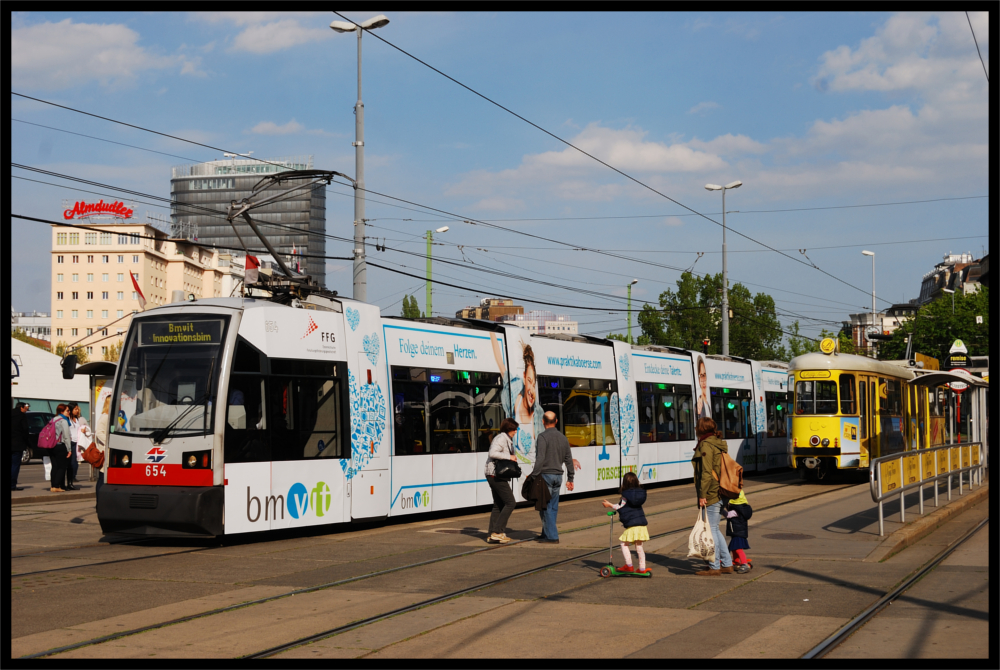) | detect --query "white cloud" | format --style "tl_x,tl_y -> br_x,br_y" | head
195,12 -> 335,54
687,134 -> 768,156
470,197 -> 524,212
664,217 -> 684,227
11,19 -> 181,90
688,101 -> 720,116
250,119 -> 306,135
